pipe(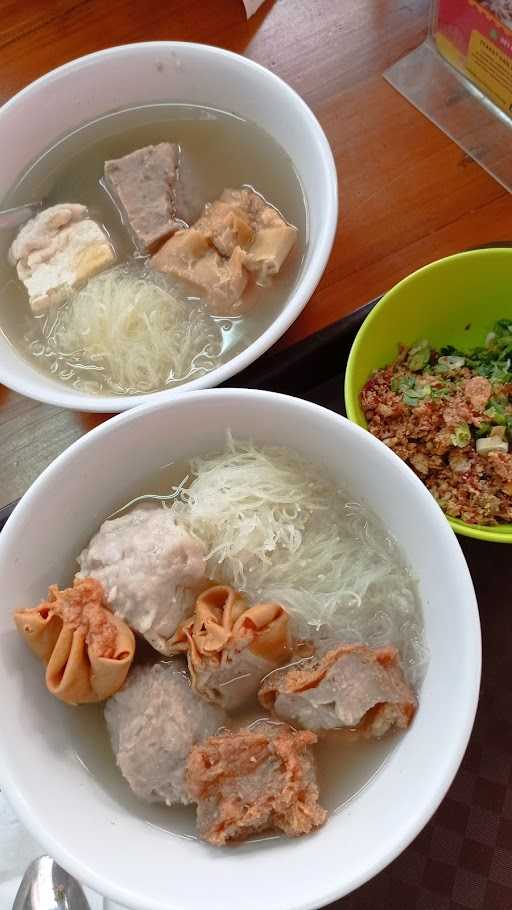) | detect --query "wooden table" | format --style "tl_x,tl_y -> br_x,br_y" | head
0,0 -> 510,510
